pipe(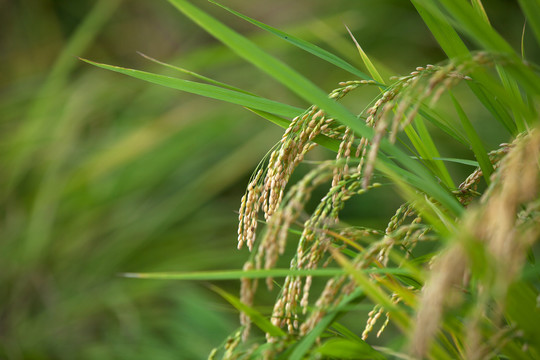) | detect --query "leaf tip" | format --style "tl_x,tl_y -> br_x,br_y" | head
120,272 -> 142,278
